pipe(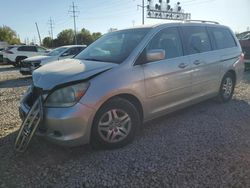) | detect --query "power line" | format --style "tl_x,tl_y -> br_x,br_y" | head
69,2 -> 79,45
